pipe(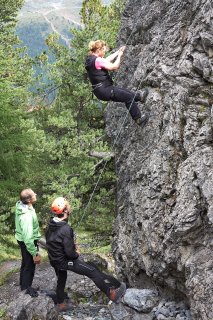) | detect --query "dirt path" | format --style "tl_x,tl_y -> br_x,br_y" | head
0,260 -> 20,279
42,12 -> 71,47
